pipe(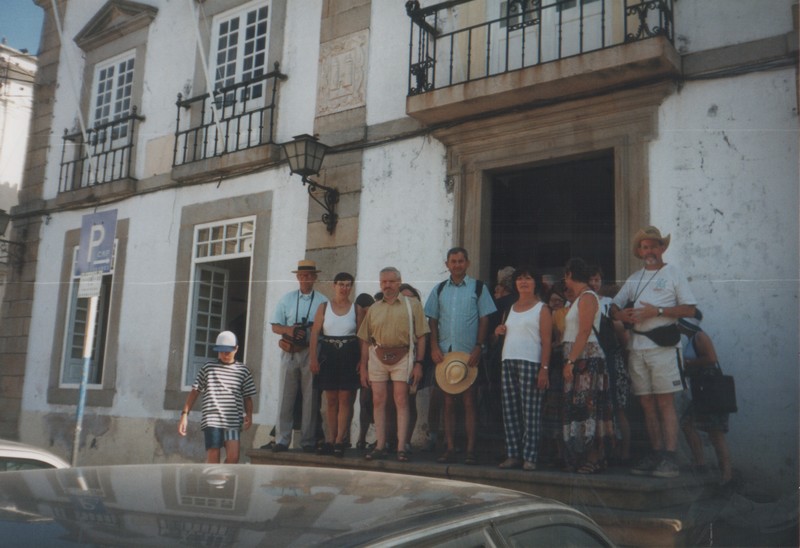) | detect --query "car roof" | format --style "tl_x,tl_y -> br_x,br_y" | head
0,439 -> 70,469
0,464 -> 611,546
